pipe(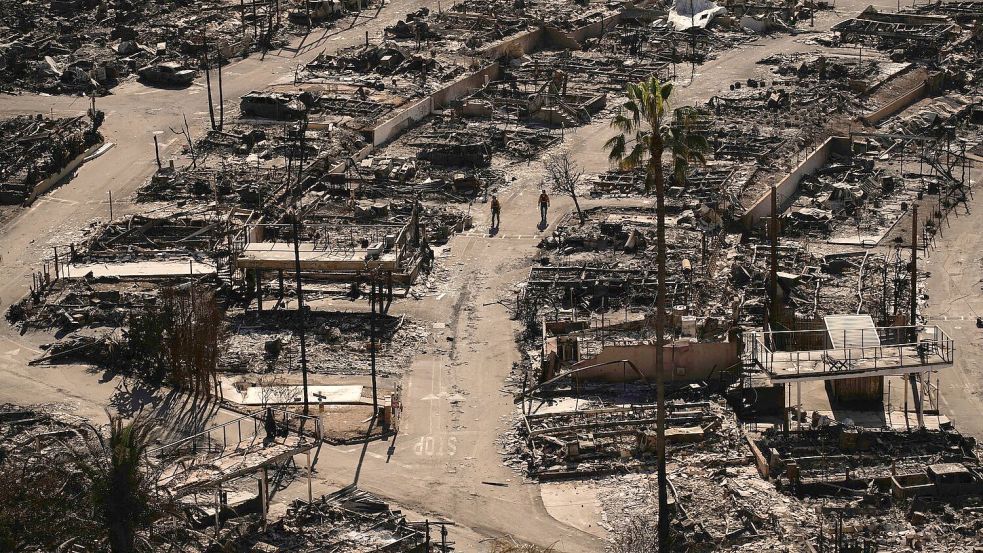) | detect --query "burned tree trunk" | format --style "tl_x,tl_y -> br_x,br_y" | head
543,153 -> 585,225
160,284 -> 222,396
